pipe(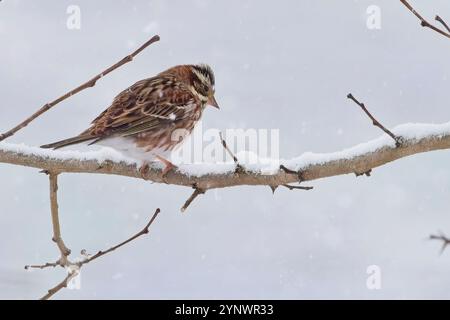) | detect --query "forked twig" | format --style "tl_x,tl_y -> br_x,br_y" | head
38,208 -> 160,299
0,35 -> 160,142
28,171 -> 162,299
400,0 -> 450,39
49,173 -> 71,261
430,232 -> 450,255
347,93 -> 402,147
436,15 -> 450,33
